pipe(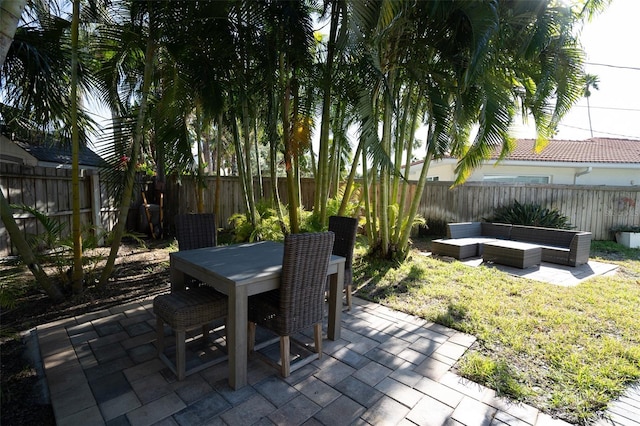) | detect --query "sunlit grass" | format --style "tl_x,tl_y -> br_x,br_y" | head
354,239 -> 640,424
